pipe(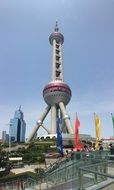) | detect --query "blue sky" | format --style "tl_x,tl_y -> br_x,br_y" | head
0,0 -> 114,139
